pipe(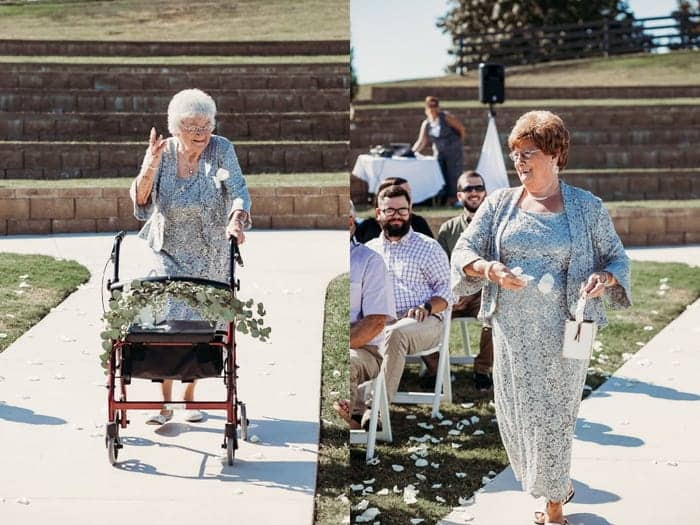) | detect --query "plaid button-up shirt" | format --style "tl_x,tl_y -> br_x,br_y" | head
367,229 -> 453,318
